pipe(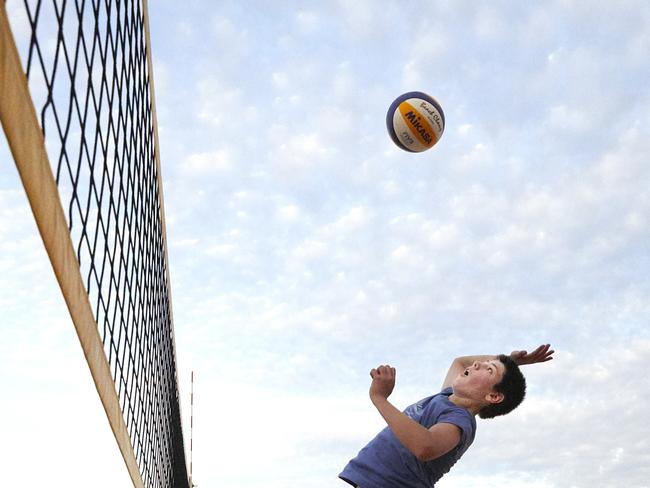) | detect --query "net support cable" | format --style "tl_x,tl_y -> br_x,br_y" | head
0,1 -> 189,486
